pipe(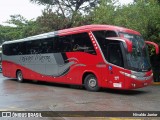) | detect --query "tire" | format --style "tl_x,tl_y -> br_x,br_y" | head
16,70 -> 24,83
84,74 -> 99,92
